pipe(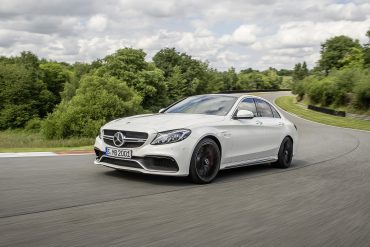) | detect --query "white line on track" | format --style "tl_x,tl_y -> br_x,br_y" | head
0,152 -> 94,158
0,152 -> 57,158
